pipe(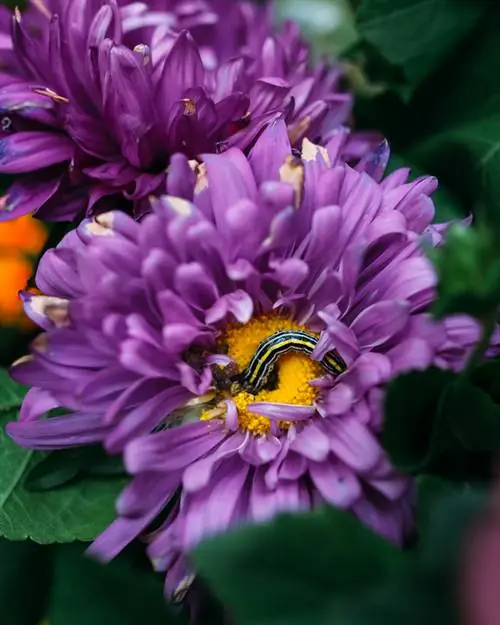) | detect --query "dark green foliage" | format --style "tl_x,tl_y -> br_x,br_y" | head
24,446 -> 126,492
356,0 -> 485,99
192,484 -> 486,625
0,539 -> 52,625
48,543 -> 187,625
383,368 -> 458,472
193,506 -> 407,625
